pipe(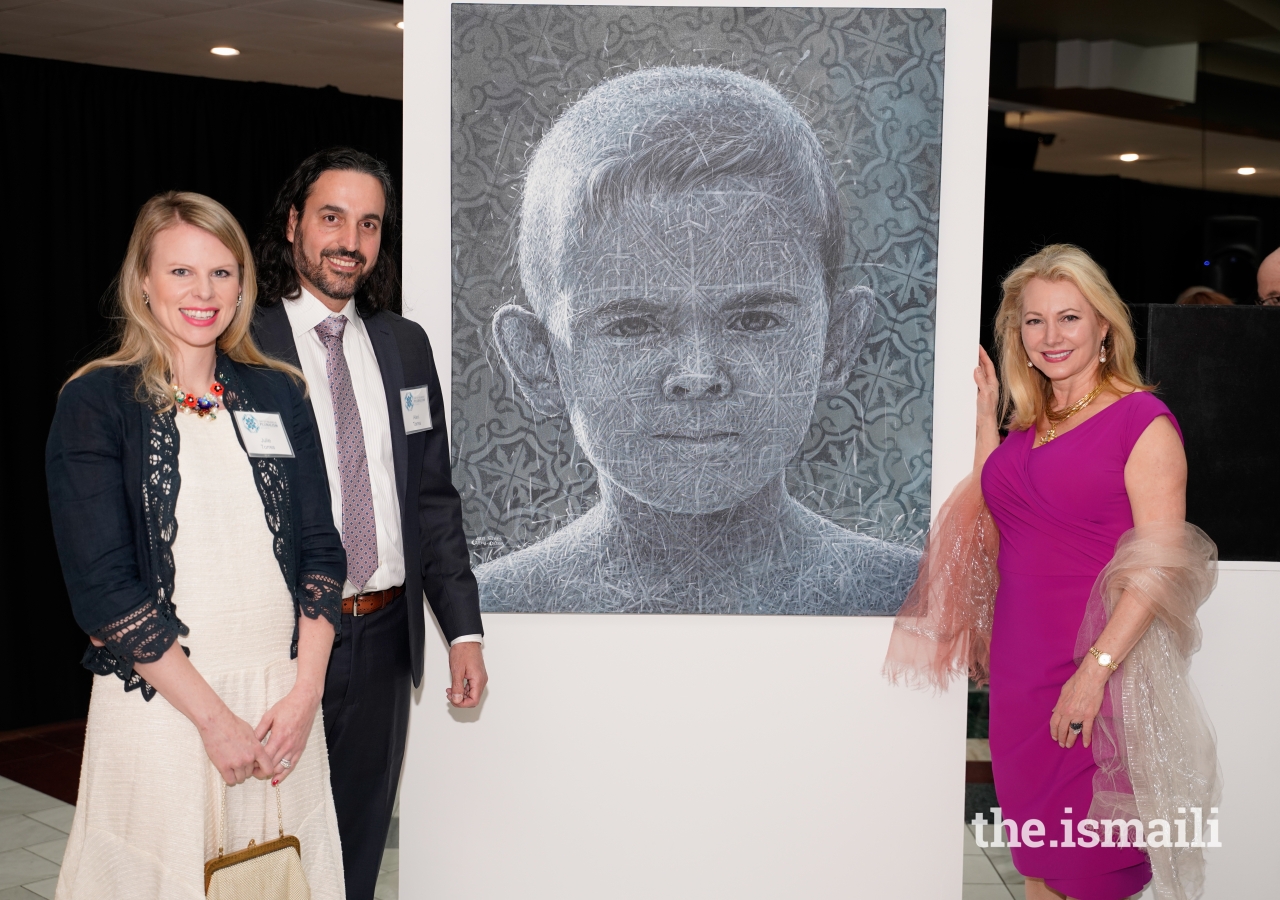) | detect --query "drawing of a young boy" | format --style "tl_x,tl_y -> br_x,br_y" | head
478,66 -> 920,614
